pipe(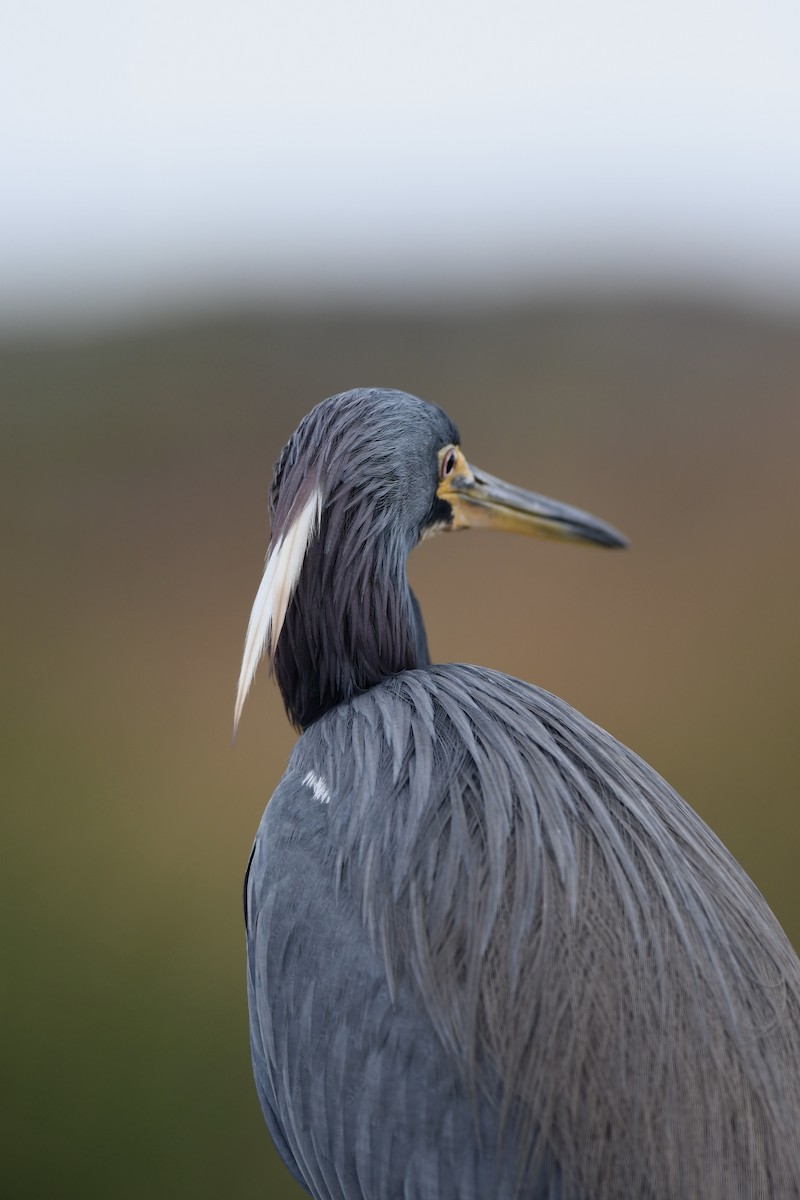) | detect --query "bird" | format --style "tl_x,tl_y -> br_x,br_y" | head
236,387 -> 800,1200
